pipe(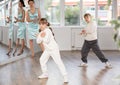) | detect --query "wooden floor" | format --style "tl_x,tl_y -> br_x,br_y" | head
0,49 -> 120,85
0,43 -> 10,62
